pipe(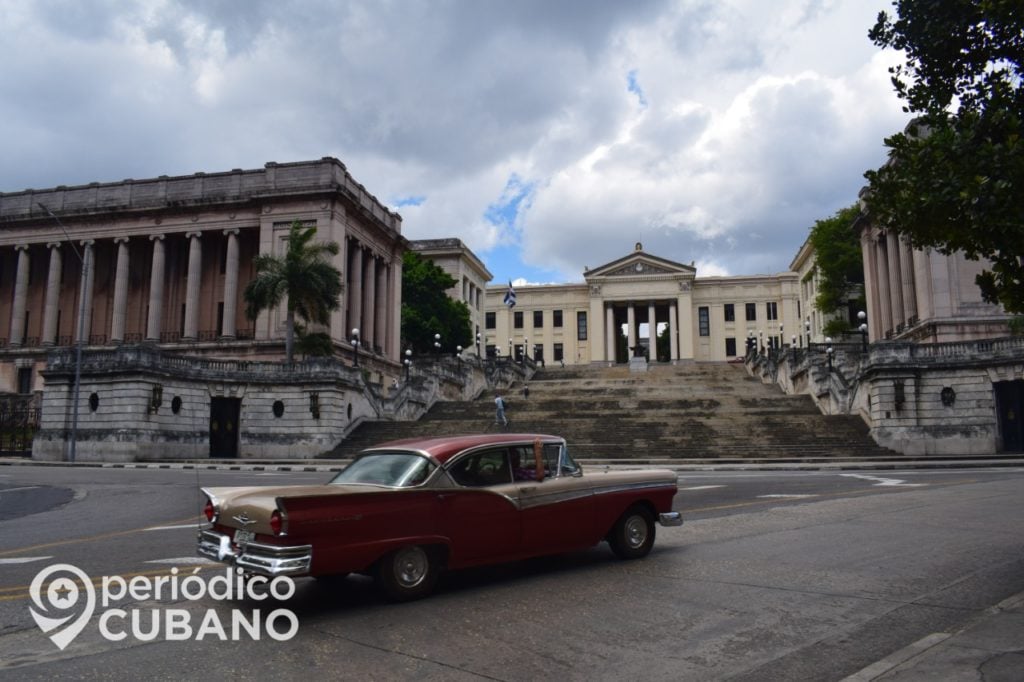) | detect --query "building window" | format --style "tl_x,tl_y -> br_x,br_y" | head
725,337 -> 736,357
554,343 -> 564,361
698,307 -> 710,336
724,304 -> 735,322
514,311 -> 523,329
533,310 -> 543,328
766,302 -> 778,321
553,310 -> 563,327
17,367 -> 31,394
485,312 -> 496,329
745,303 -> 756,321
577,311 -> 587,340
